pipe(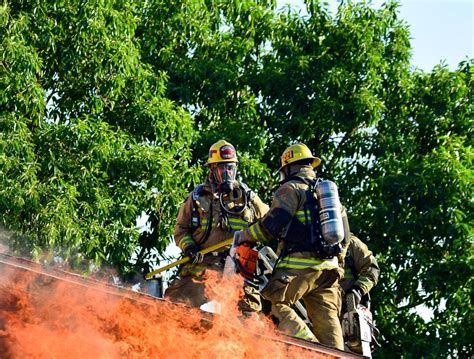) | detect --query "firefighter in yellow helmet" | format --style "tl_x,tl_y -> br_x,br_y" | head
165,140 -> 269,312
236,143 -> 345,350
